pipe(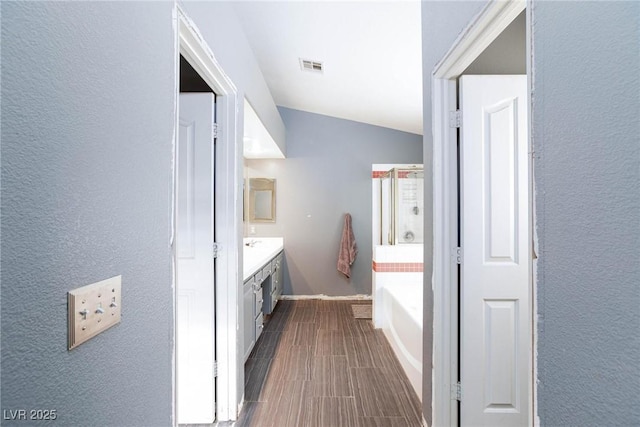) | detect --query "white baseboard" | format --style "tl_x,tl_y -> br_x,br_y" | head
280,294 -> 372,301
